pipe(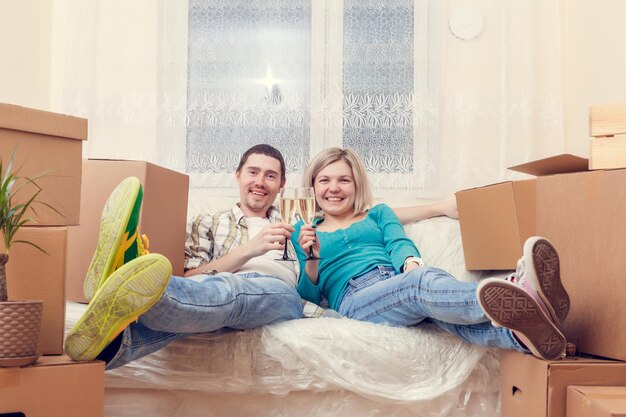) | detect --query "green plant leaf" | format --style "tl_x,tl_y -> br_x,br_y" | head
0,148 -> 54,255
10,239 -> 49,255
